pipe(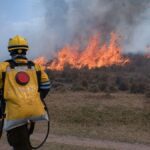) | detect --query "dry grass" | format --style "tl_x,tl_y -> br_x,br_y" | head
44,91 -> 150,144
